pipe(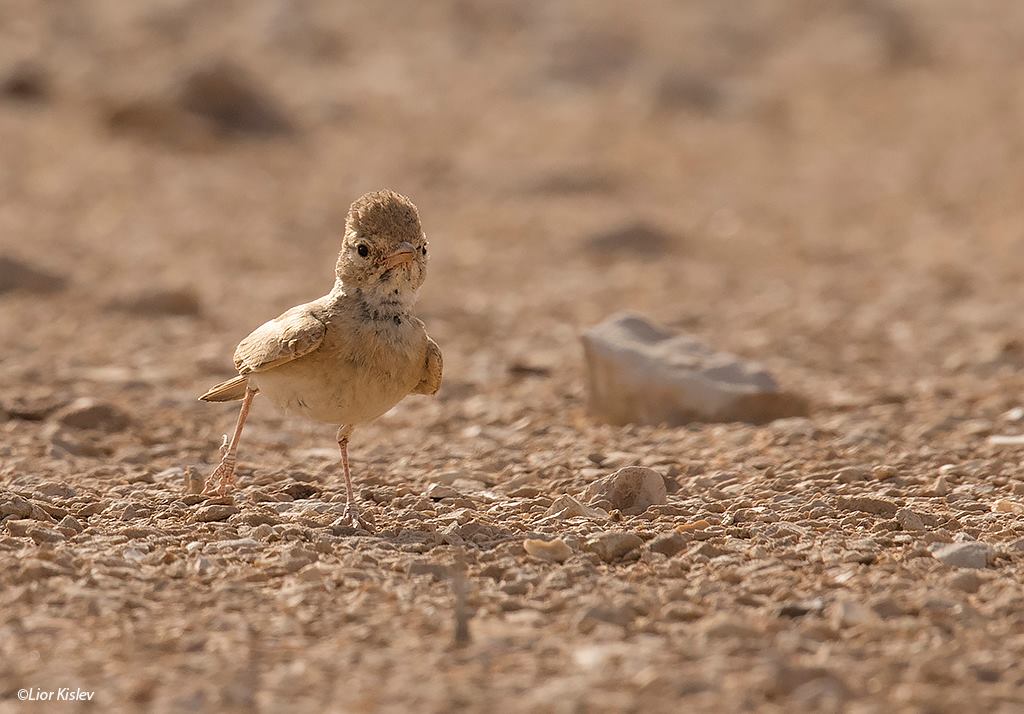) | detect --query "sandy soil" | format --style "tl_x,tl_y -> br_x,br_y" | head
2,1 -> 1024,712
